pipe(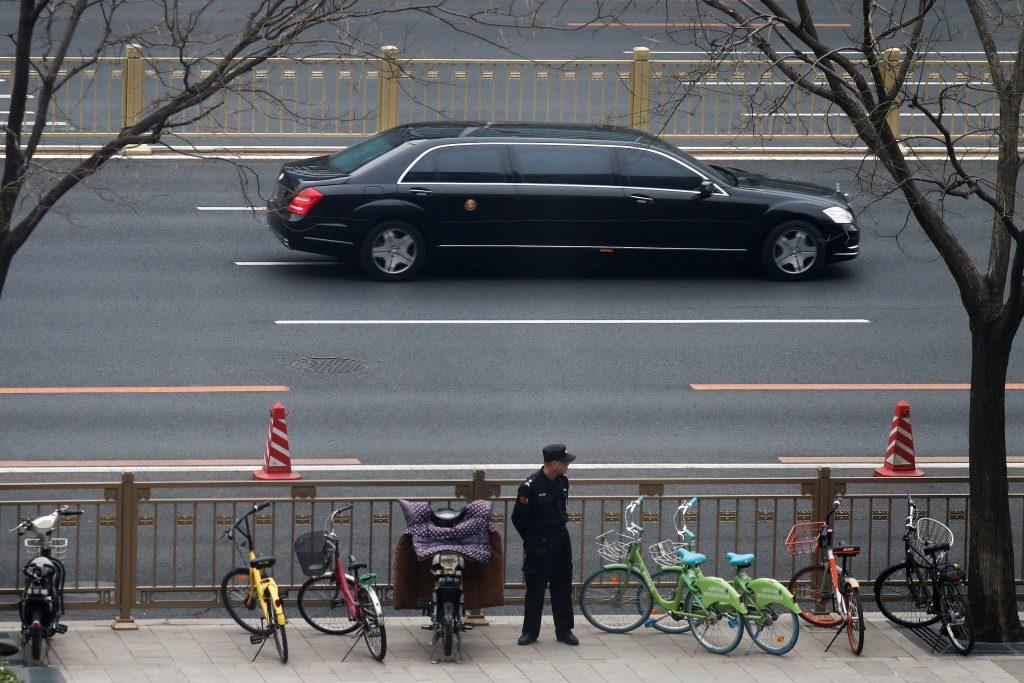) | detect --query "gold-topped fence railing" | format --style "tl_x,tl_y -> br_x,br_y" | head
0,468 -> 1021,630
0,47 -> 1014,143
